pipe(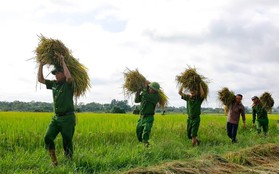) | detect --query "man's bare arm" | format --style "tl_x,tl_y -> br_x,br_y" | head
38,63 -> 45,84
